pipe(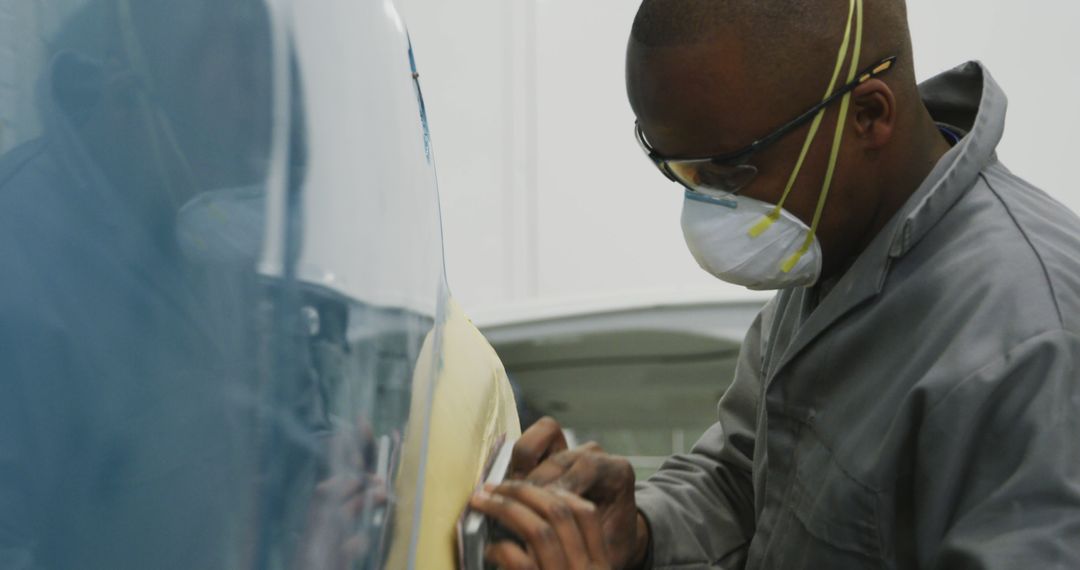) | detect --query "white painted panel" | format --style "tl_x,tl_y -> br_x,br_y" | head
396,0 -> 535,309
